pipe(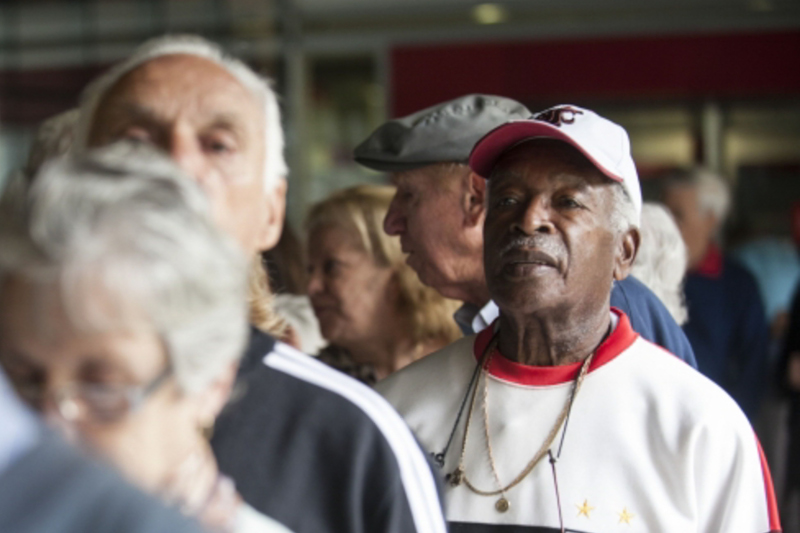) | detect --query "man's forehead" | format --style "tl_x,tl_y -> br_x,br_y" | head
389,168 -> 426,188
663,182 -> 699,208
489,141 -> 605,187
100,54 -> 259,117
390,164 -> 461,188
